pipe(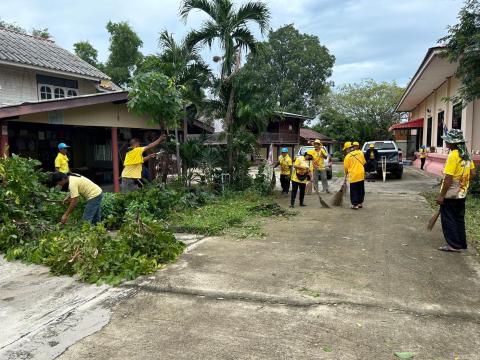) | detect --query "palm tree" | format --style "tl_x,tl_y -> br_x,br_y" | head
180,0 -> 270,177
157,30 -> 211,176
